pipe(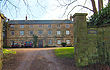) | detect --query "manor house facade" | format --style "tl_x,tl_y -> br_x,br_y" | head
7,19 -> 74,47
